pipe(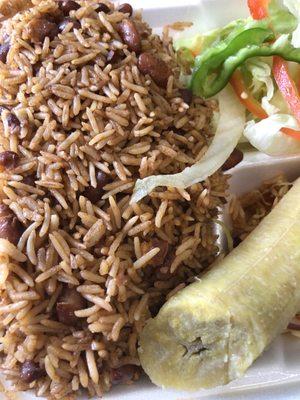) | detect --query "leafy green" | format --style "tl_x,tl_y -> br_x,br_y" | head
173,19 -> 248,55
174,0 -> 297,92
245,114 -> 300,155
268,0 -> 297,34
246,59 -> 278,115
283,0 -> 300,47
